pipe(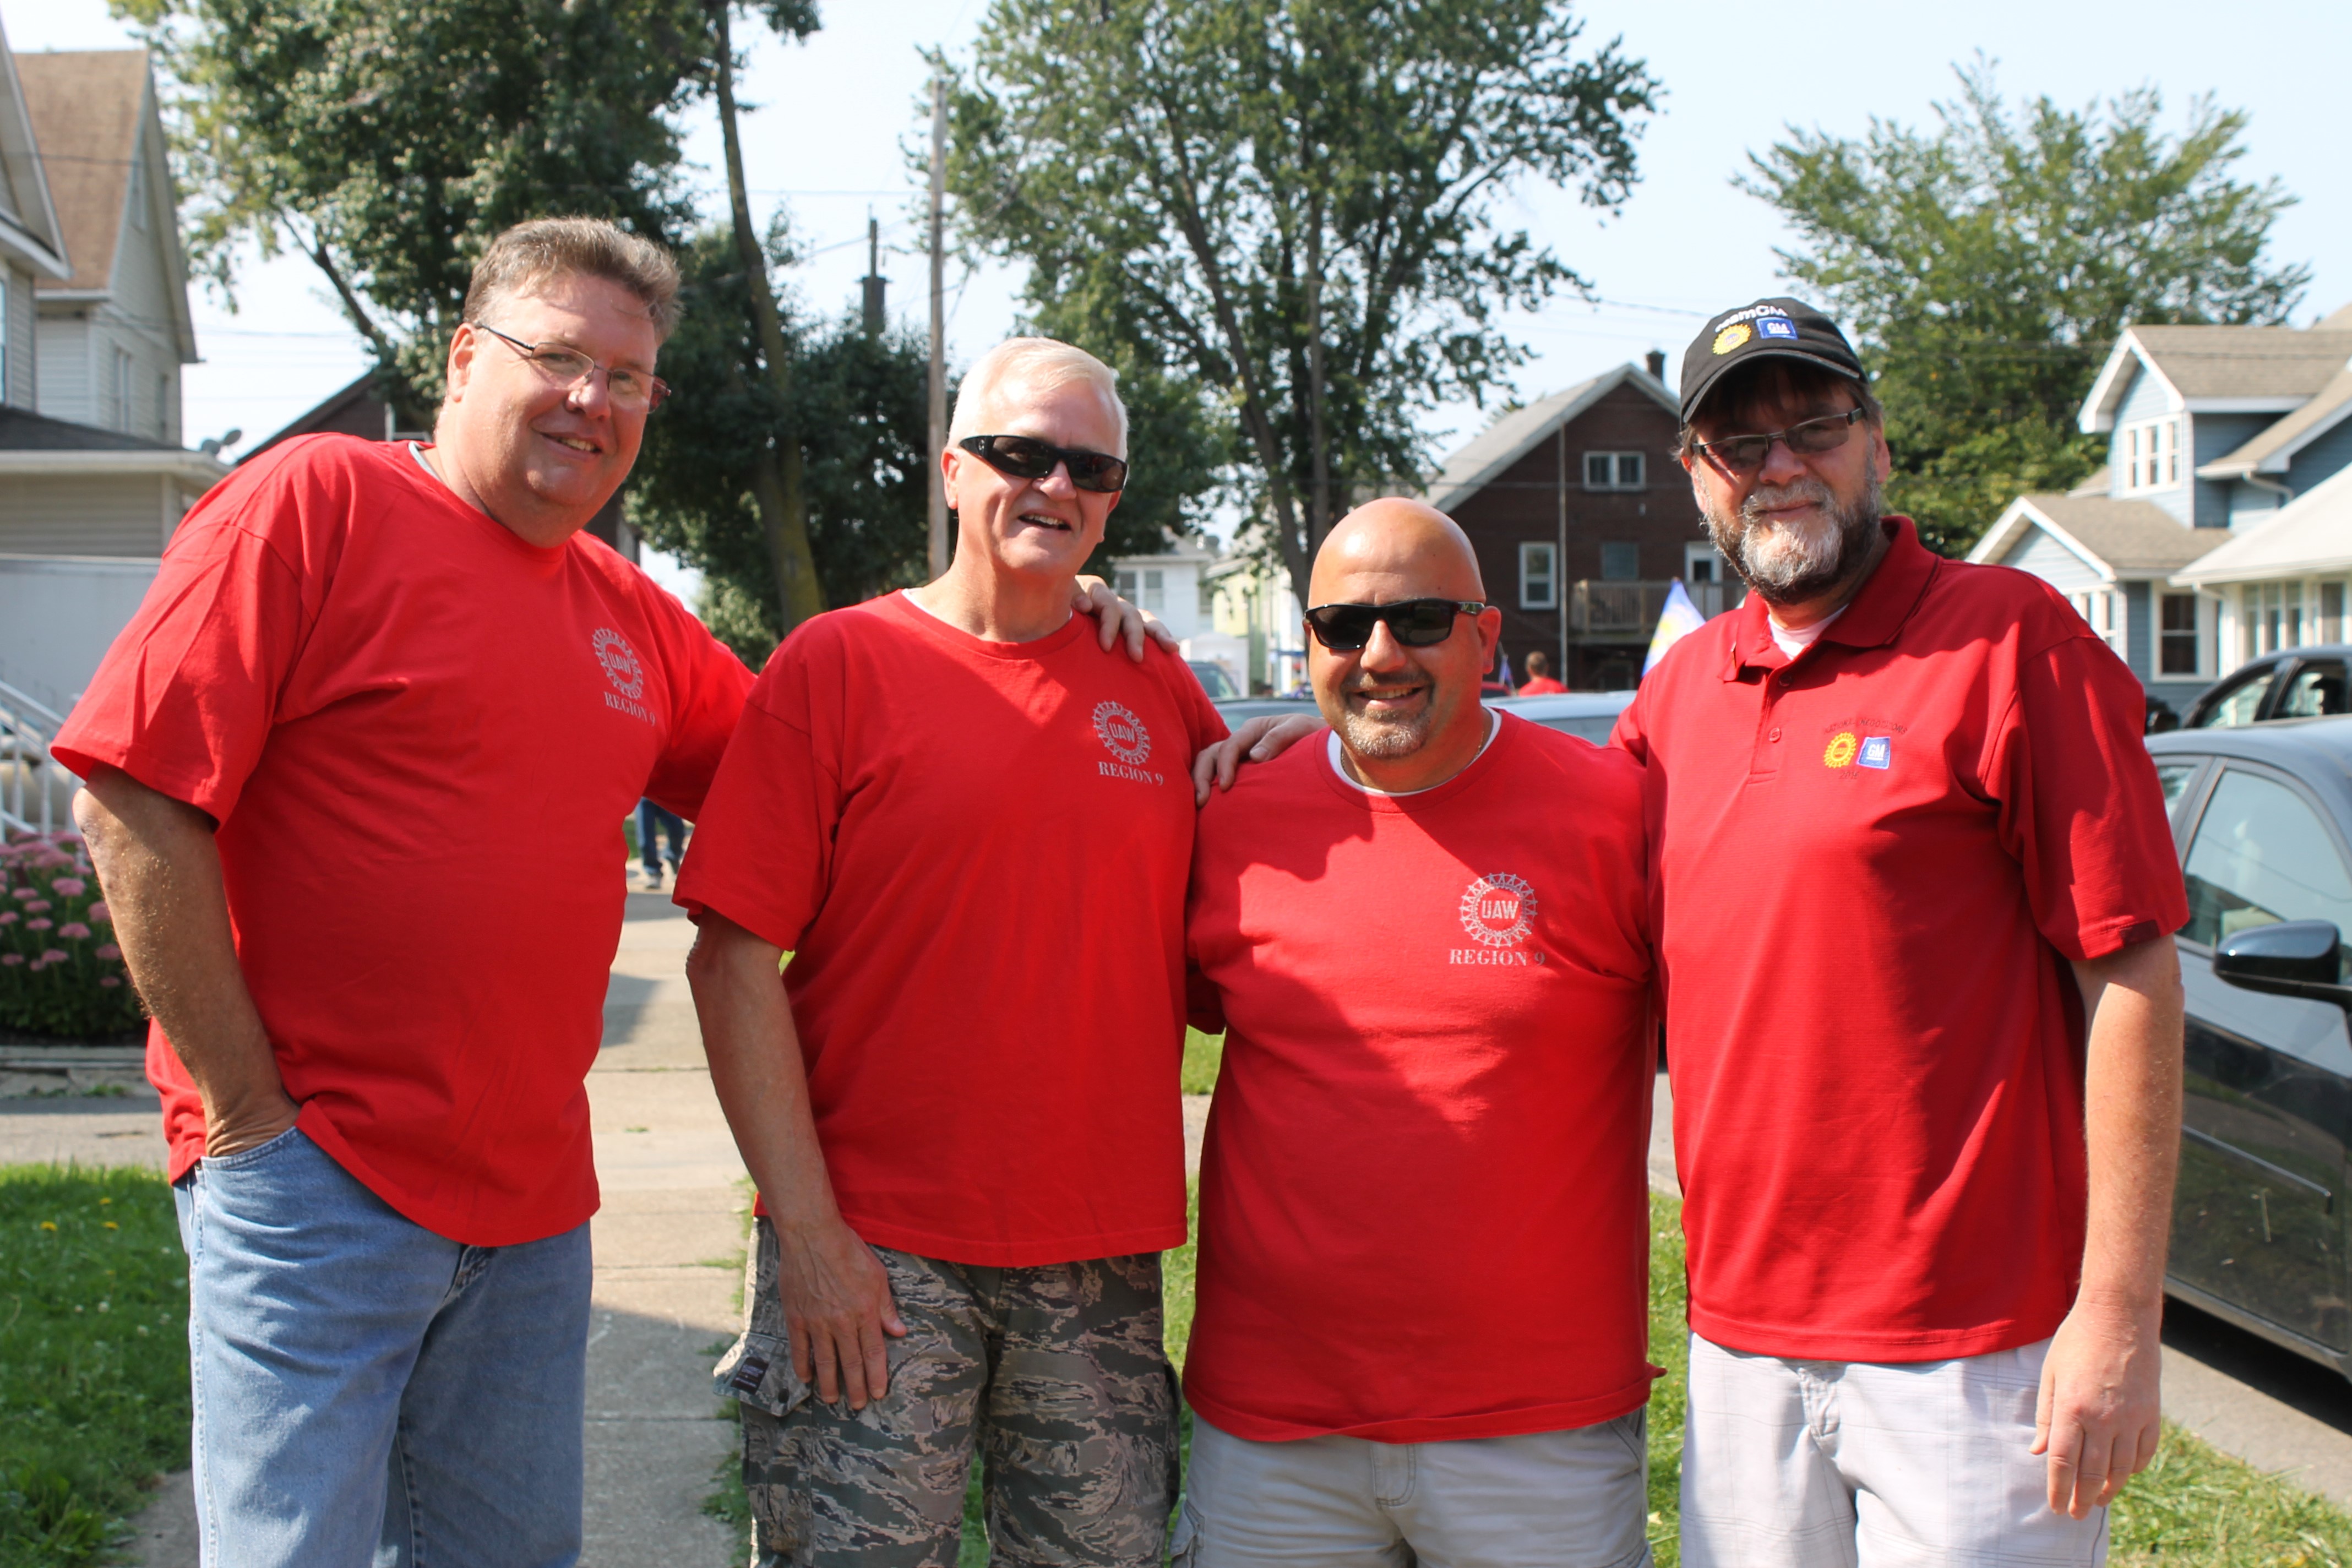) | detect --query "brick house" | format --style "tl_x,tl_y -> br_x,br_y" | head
1424,357 -> 1734,690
